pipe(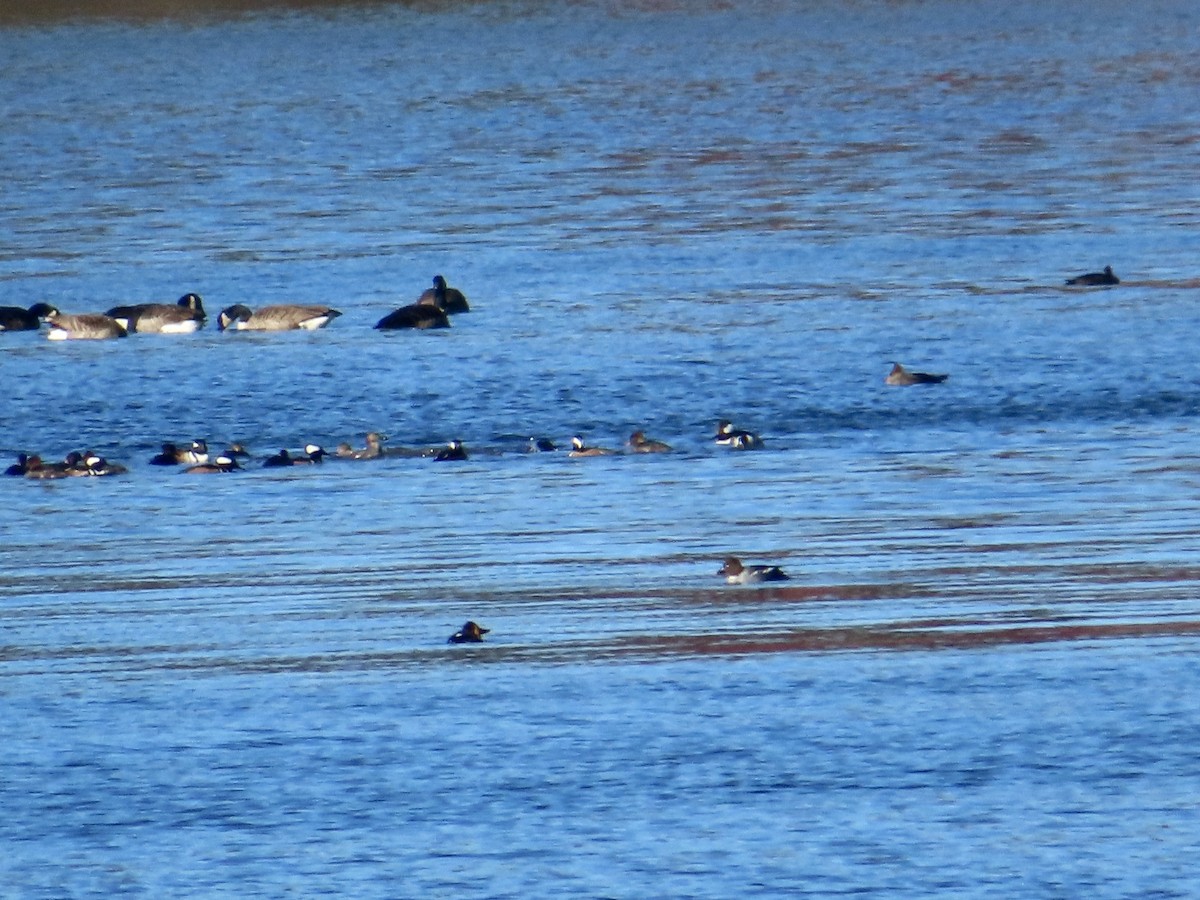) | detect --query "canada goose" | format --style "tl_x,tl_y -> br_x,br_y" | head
106,293 -> 206,333
218,304 -> 342,331
45,310 -> 127,340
